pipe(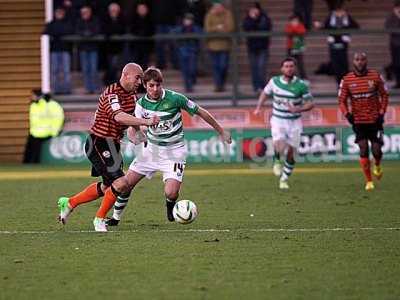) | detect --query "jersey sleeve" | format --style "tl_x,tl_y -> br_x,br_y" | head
377,74 -> 389,114
338,78 -> 350,115
177,94 -> 199,116
263,79 -> 273,96
103,93 -> 123,120
301,83 -> 313,102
